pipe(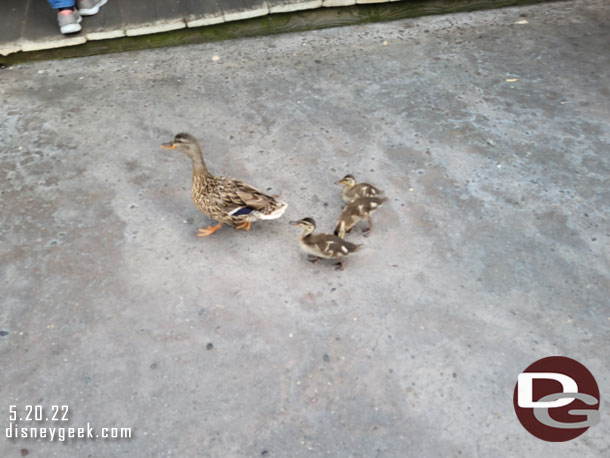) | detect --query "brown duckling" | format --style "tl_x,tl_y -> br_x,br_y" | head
334,196 -> 388,239
290,217 -> 361,271
337,174 -> 383,203
161,133 -> 287,236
